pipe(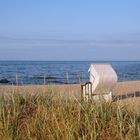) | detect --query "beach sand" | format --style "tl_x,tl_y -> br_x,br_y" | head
0,81 -> 140,111
0,80 -> 140,97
